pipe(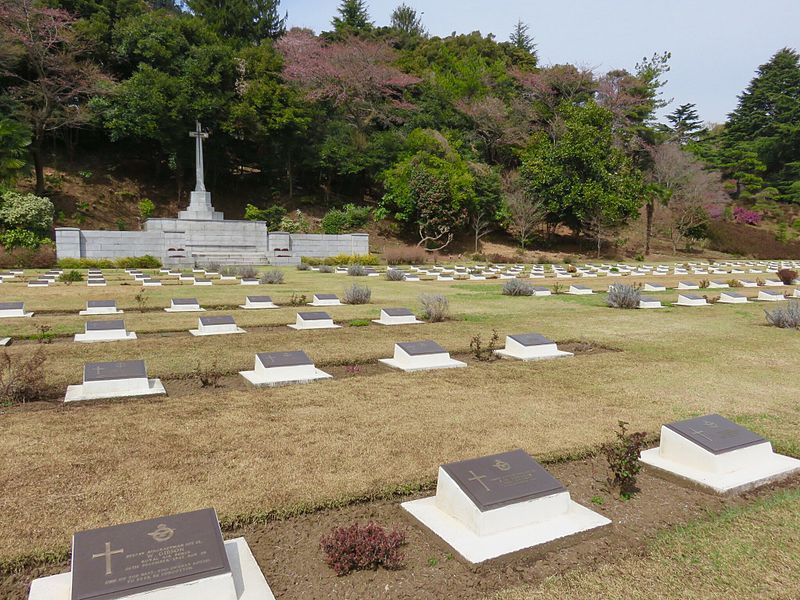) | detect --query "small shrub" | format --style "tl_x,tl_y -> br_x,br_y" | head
607,284 -> 641,309
260,269 -> 284,284
732,206 -> 762,225
288,292 -> 307,306
488,253 -> 515,263
34,324 -> 54,344
349,319 -> 370,327
551,283 -> 564,295
419,294 -> 449,322
566,264 -> 577,273
133,290 -> 149,312
301,256 -> 322,266
320,208 -> 348,234
237,265 -> 258,279
344,283 -> 371,304
297,262 -> 311,271
196,361 -> 222,388
138,198 -> 155,220
386,269 -> 405,281
320,523 -> 405,576
115,255 -> 161,269
0,245 -> 56,268
384,246 -> 429,265
756,277 -> 766,287
0,348 -> 47,405
325,254 -> 379,266
347,264 -> 367,276
470,329 -> 500,361
57,258 -> 114,269
0,228 -> 49,250
699,279 -> 710,289
777,269 -> 797,285
318,265 -> 334,273
57,270 -> 83,285
0,191 -> 54,232
244,204 -> 286,229
502,279 -> 533,296
765,301 -> 800,329
320,204 -> 371,234
601,420 -> 647,498
727,279 -> 741,288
